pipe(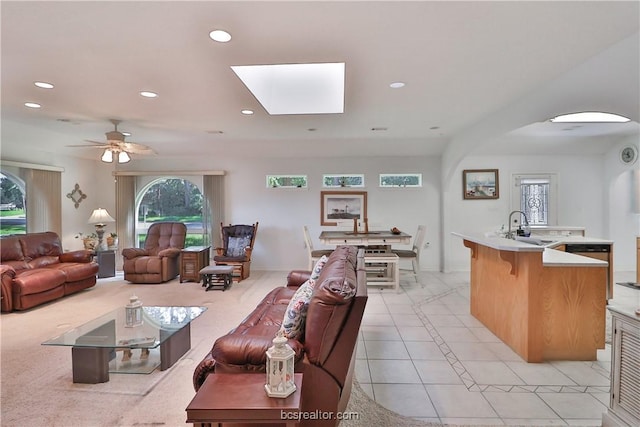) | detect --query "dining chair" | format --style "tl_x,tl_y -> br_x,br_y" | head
302,226 -> 333,270
391,225 -> 426,280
